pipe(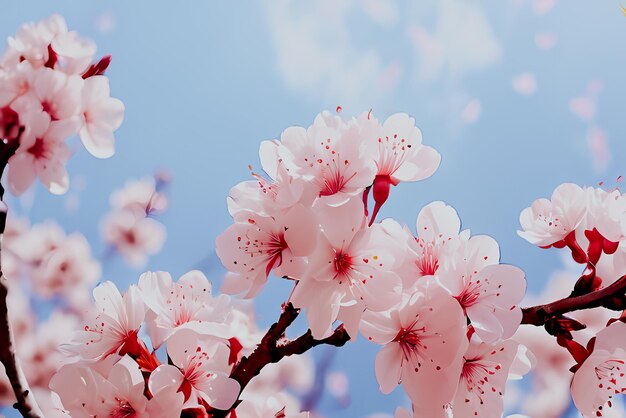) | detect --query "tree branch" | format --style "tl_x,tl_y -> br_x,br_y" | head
211,303 -> 350,418
0,129 -> 44,418
522,275 -> 626,326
